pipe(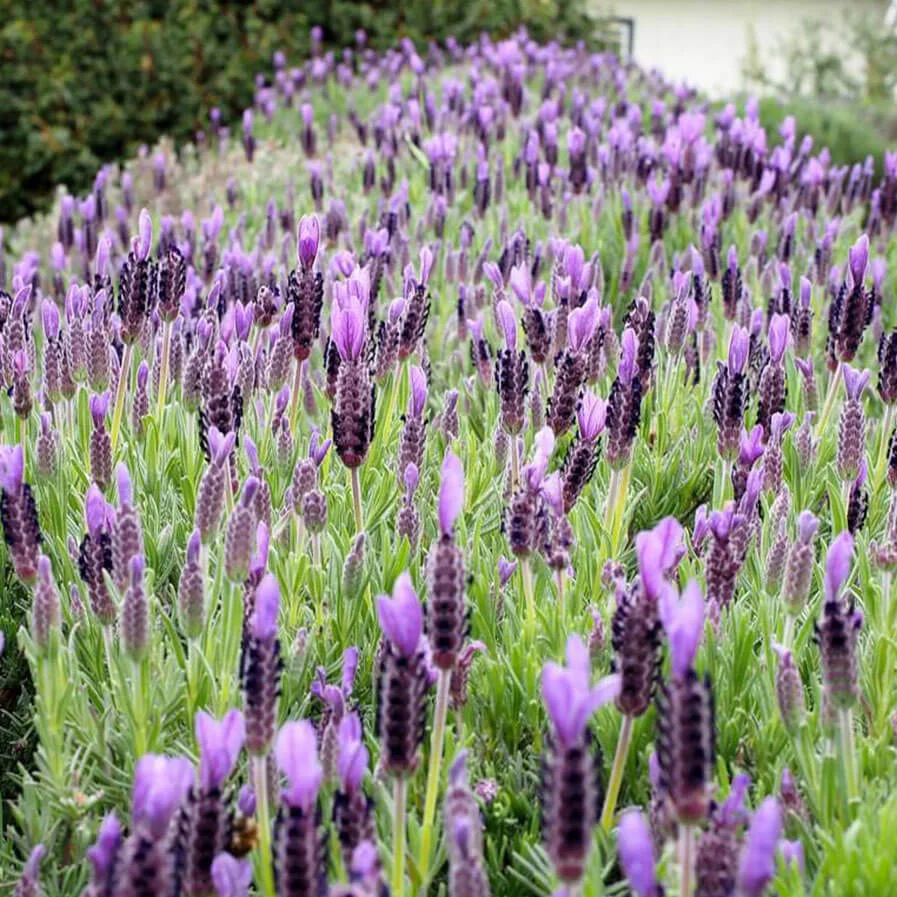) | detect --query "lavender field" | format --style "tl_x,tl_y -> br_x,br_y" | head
2,28 -> 896,897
